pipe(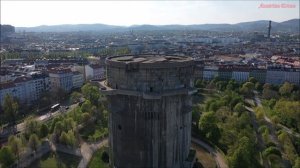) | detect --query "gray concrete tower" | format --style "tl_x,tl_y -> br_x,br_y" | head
100,55 -> 196,168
